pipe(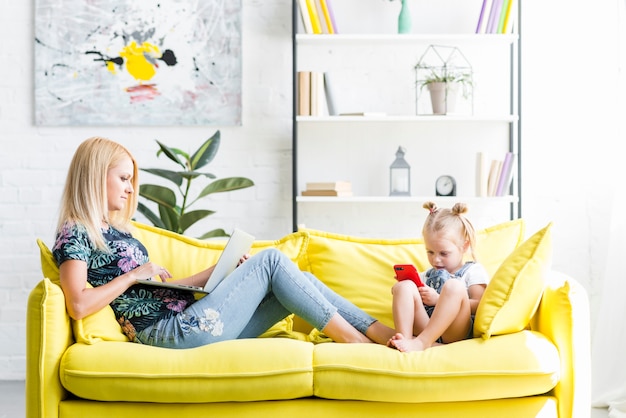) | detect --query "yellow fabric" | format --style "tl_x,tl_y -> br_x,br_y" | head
37,224 -> 308,344
531,272 -> 591,418
313,330 -> 559,403
25,279 -> 72,418
61,338 -> 314,403
57,396 -> 558,418
37,238 -> 60,285
298,219 -> 525,328
131,221 -> 309,279
474,223 -> 553,339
